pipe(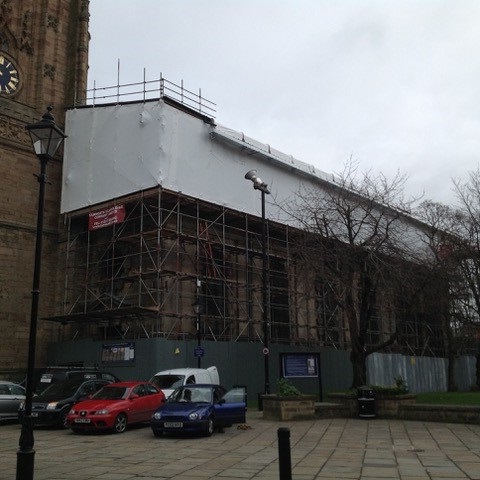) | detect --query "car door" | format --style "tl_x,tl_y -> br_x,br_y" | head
129,384 -> 151,423
213,386 -> 246,426
0,384 -> 25,418
143,384 -> 165,418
